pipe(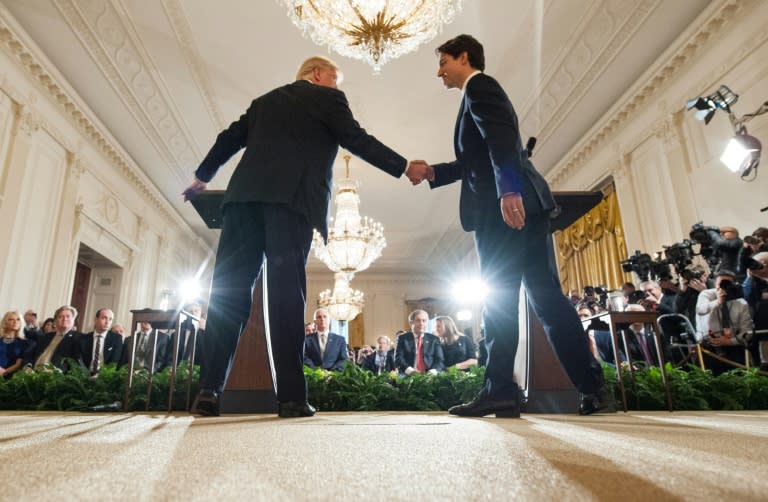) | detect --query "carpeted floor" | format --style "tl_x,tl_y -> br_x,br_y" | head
1,411 -> 766,501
